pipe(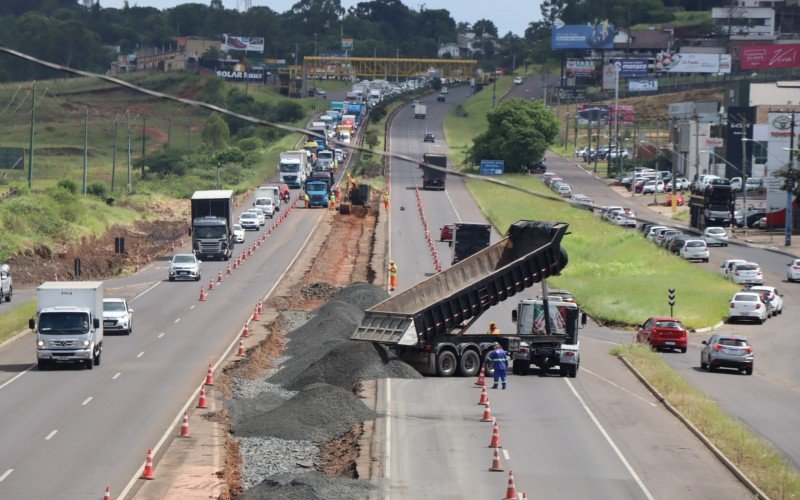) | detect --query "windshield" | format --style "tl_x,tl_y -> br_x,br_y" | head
279,162 -> 300,172
39,312 -> 90,334
707,228 -> 725,234
318,152 -> 333,159
709,204 -> 730,211
194,226 -> 227,239
734,294 -> 757,302
173,255 -> 197,264
103,301 -> 126,312
241,213 -> 257,219
718,338 -> 748,347
655,320 -> 683,329
234,224 -> 243,231
736,265 -> 757,271
256,198 -> 273,206
686,241 -> 705,247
